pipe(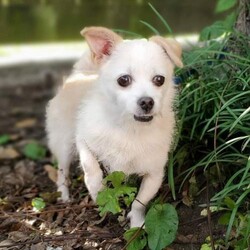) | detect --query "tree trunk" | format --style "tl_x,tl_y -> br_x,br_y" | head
234,0 -> 250,36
